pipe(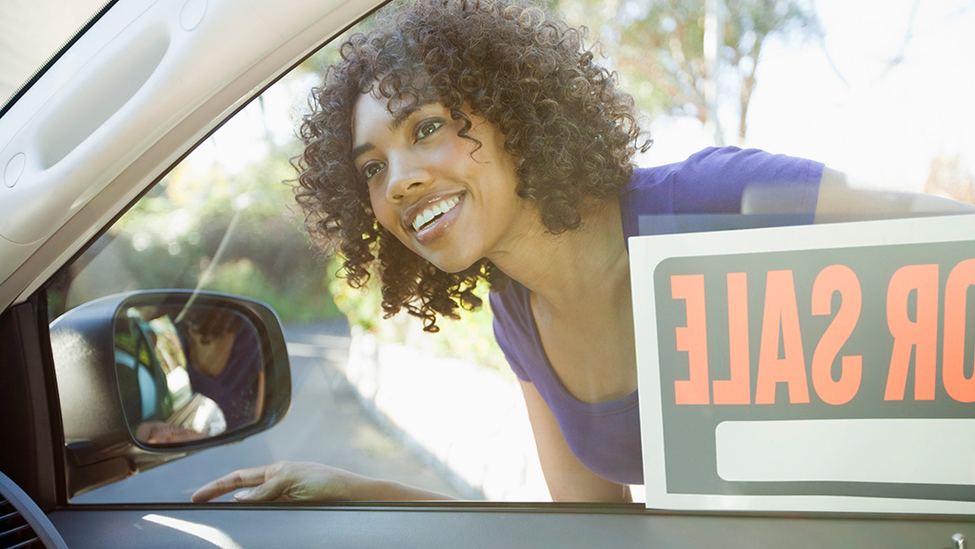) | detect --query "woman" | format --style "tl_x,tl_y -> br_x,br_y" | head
192,0 -> 966,503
